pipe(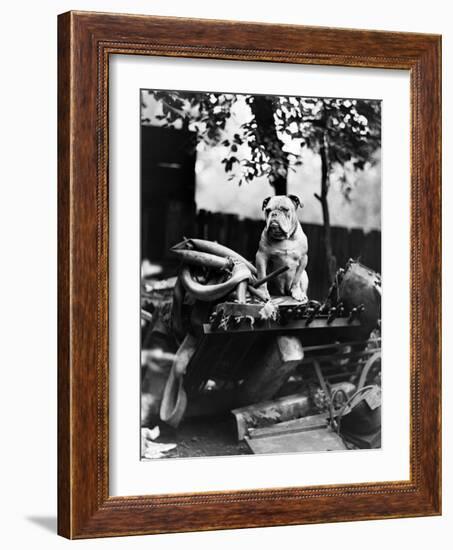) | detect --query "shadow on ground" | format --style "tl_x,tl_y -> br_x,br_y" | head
26,516 -> 57,534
